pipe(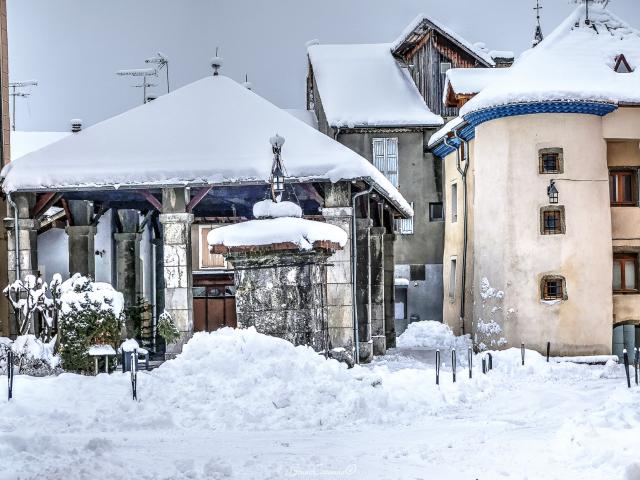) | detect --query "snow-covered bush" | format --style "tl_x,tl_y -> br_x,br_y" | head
0,335 -> 60,376
157,311 -> 180,344
57,274 -> 124,373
